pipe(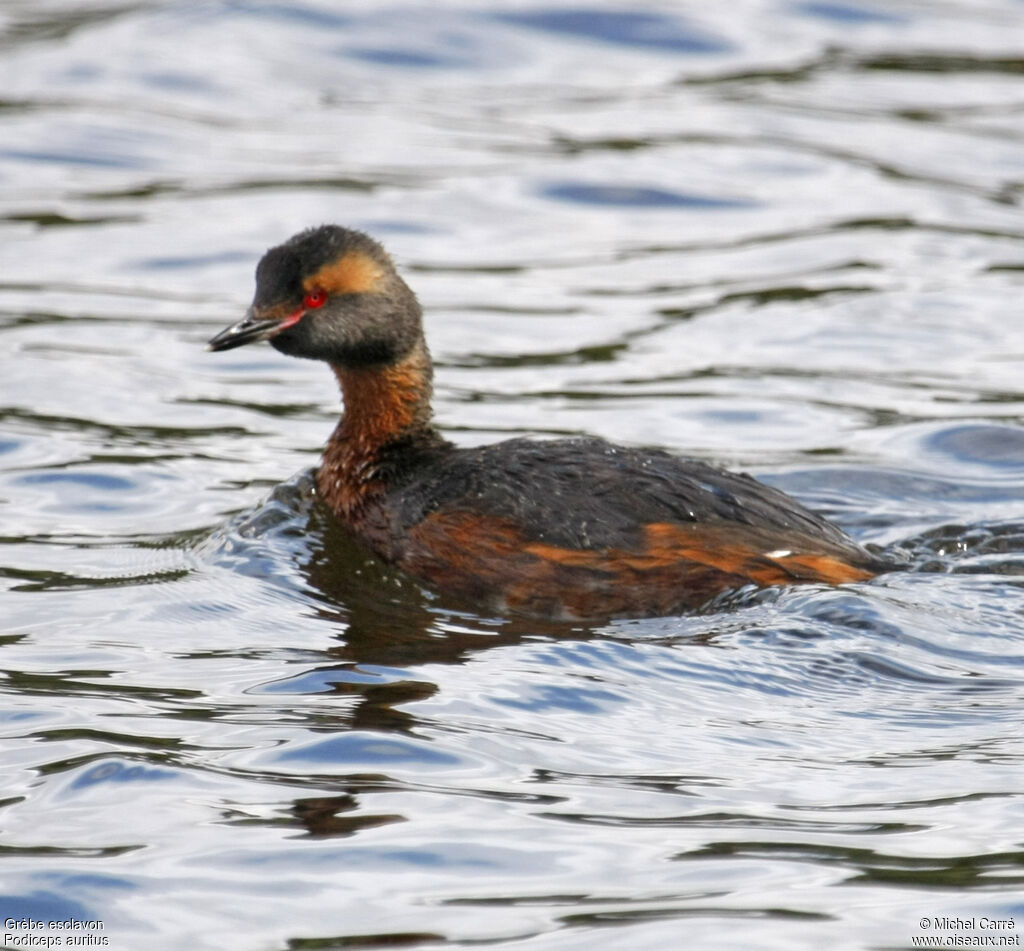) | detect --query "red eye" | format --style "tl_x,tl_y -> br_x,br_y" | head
304,289 -> 327,309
